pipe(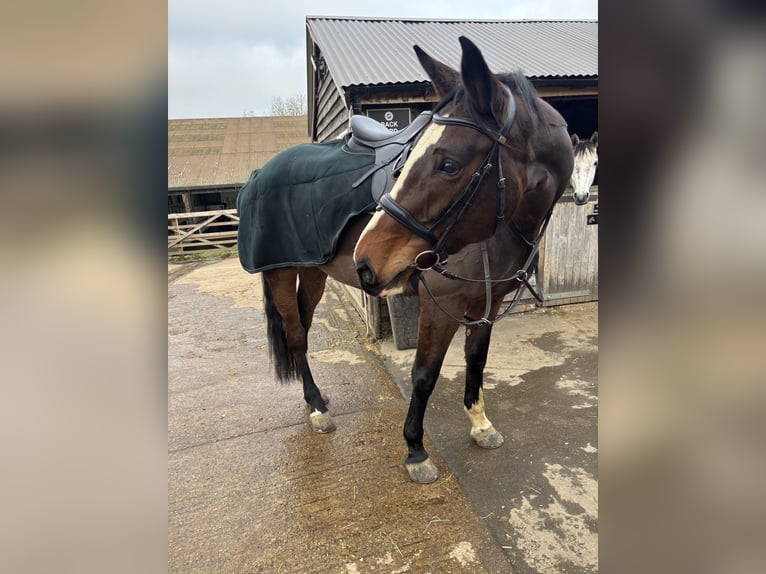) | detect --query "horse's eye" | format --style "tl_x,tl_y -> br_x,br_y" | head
439,159 -> 460,175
